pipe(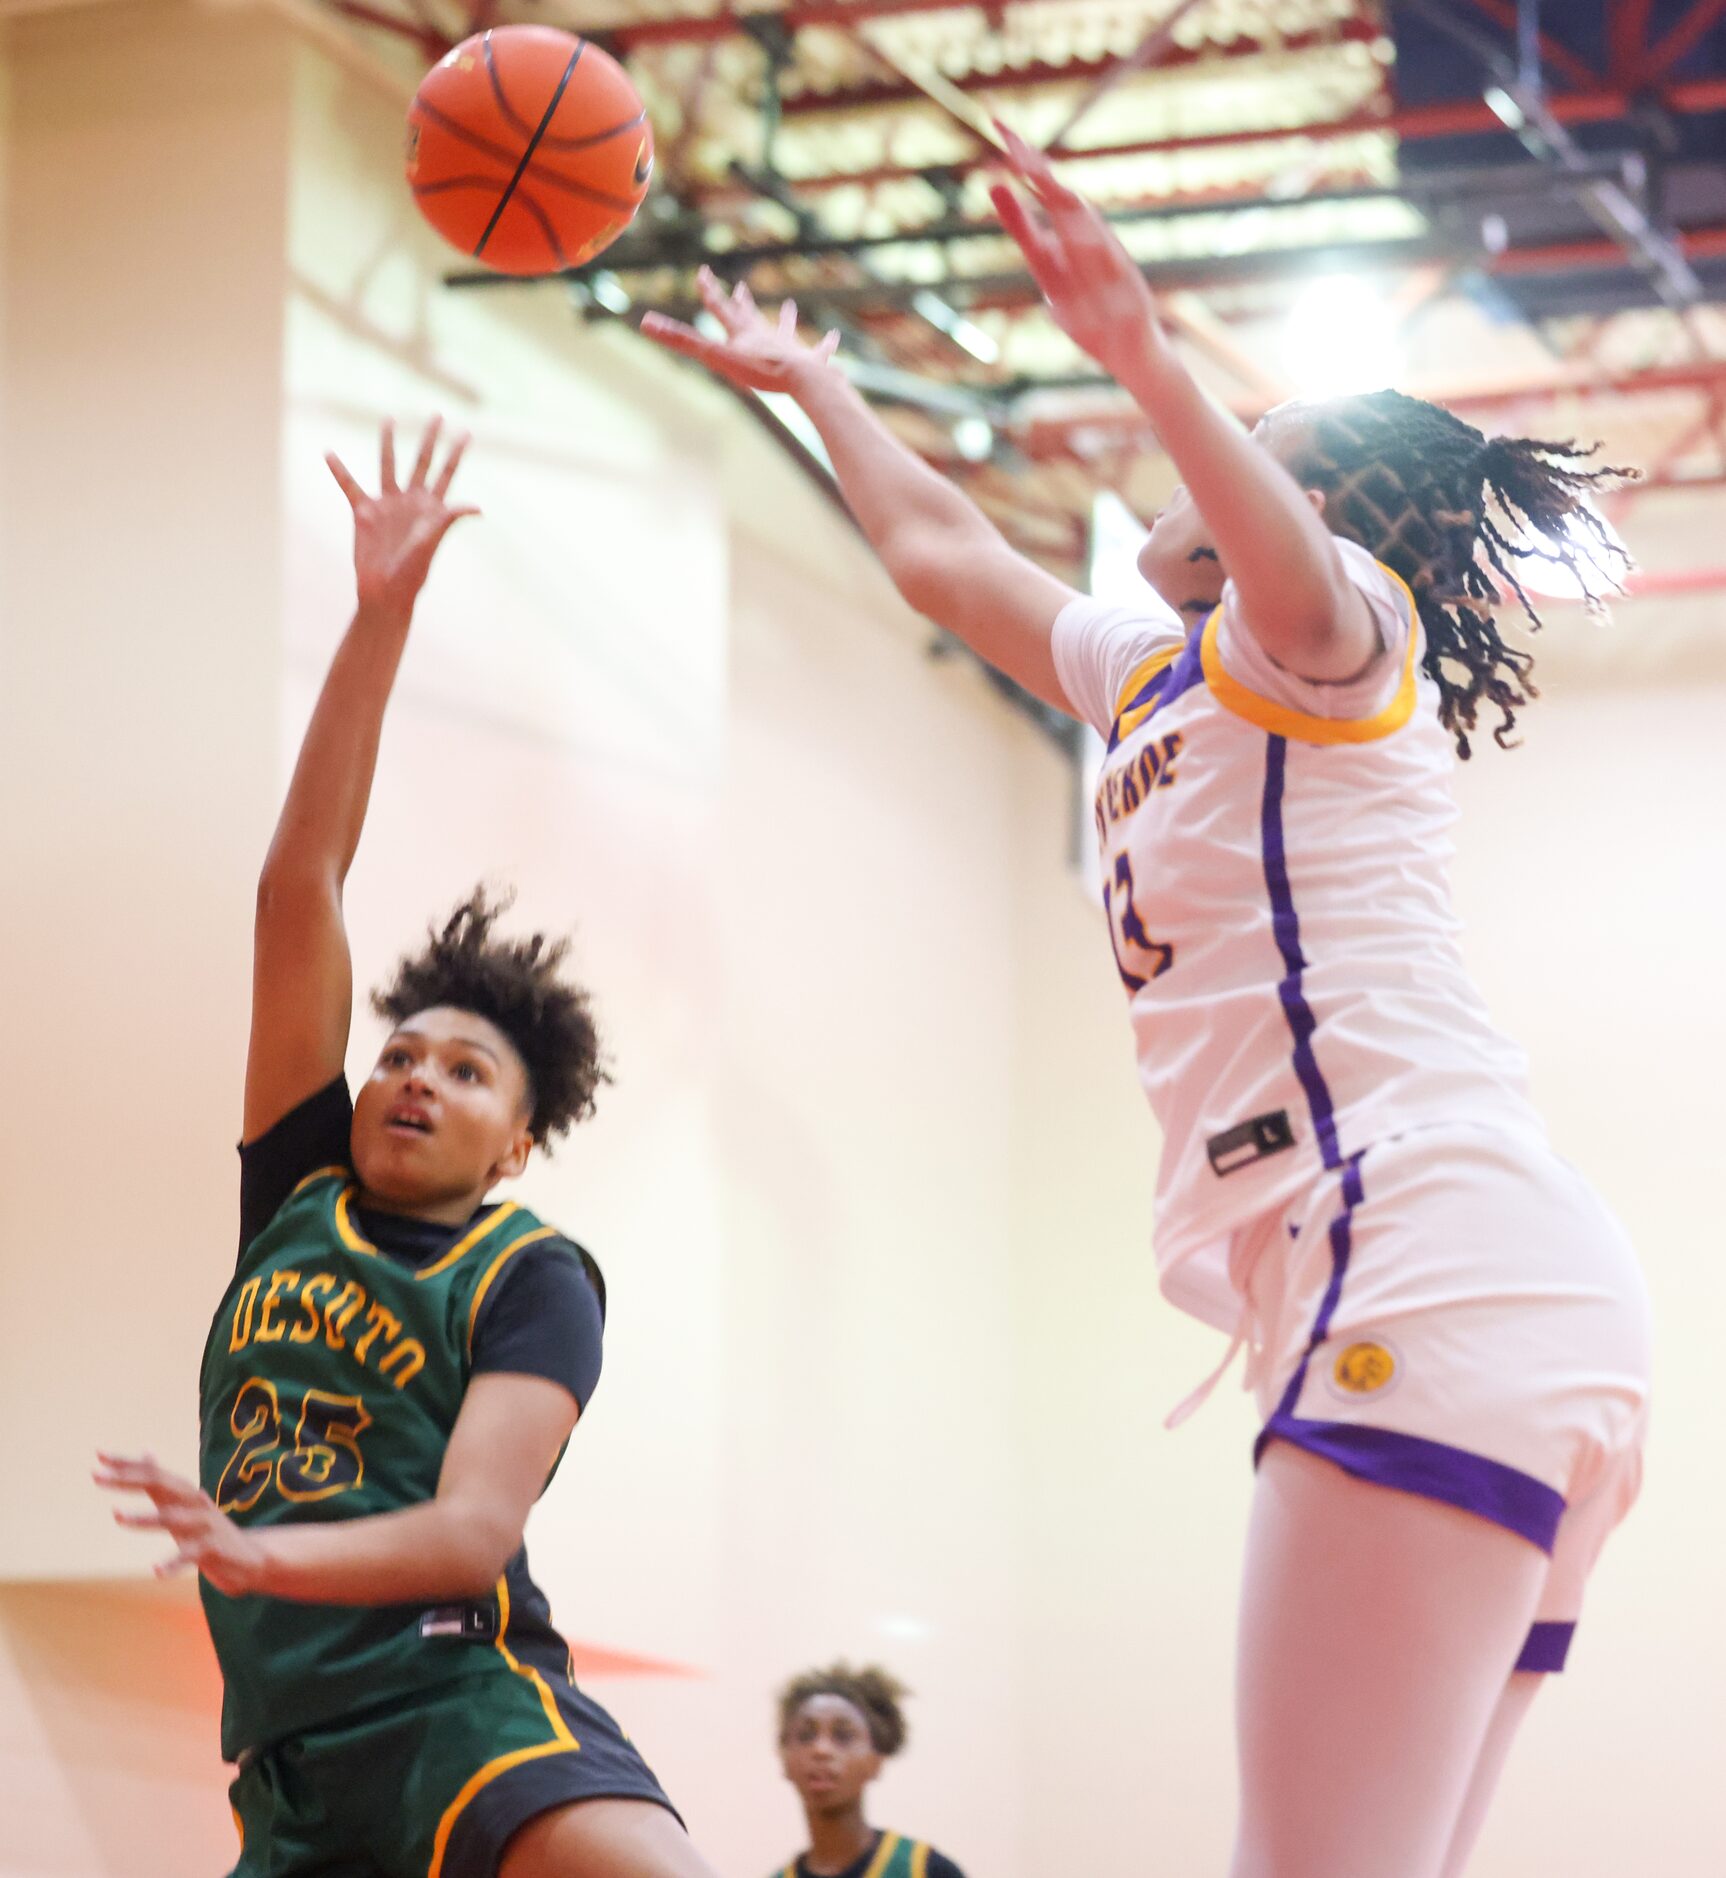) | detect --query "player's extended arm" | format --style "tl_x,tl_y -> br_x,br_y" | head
243,420 -> 479,1144
94,1373 -> 577,1604
991,128 -> 1376,682
642,270 -> 1080,711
